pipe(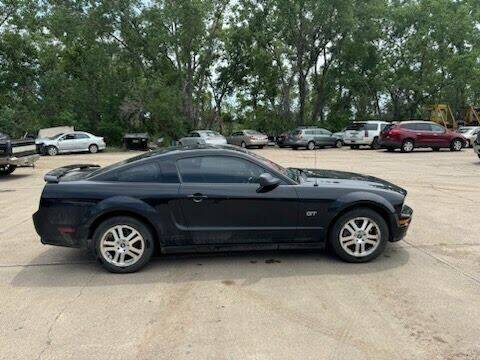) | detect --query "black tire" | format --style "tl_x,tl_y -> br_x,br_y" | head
241,141 -> 247,148
0,164 -> 16,176
401,139 -> 414,153
93,216 -> 155,273
465,140 -> 471,148
350,145 -> 359,150
371,137 -> 381,150
258,145 -> 264,149
432,147 -> 440,152
329,208 -> 389,263
307,141 -> 315,150
47,145 -> 58,156
292,146 -> 298,150
386,147 -> 395,152
89,144 -> 99,154
335,140 -> 343,148
450,138 -> 463,151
